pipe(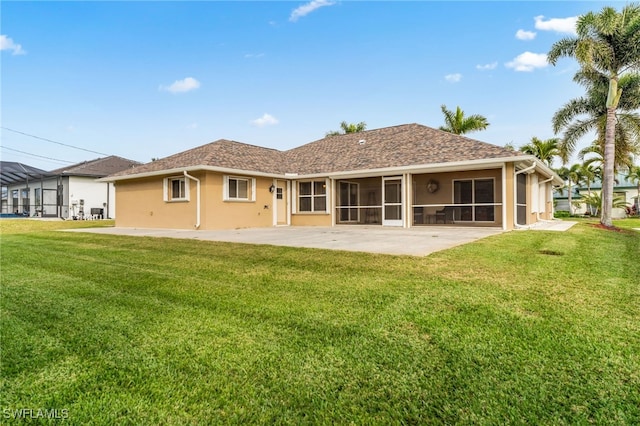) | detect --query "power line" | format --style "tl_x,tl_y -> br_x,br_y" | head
1,127 -> 111,156
1,145 -> 76,164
